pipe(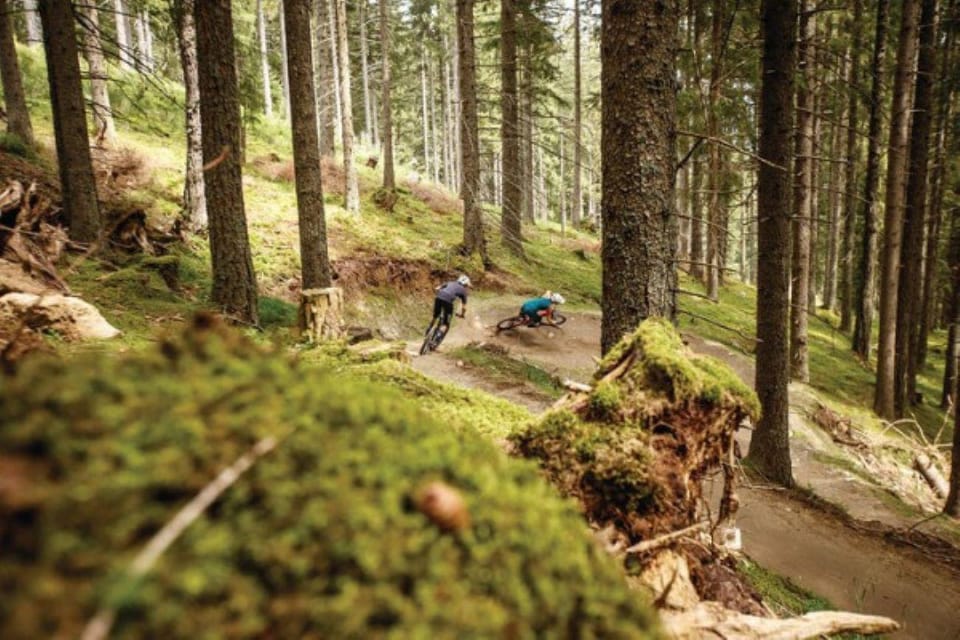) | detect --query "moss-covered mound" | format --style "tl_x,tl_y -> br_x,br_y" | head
511,319 -> 759,542
0,316 -> 658,639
